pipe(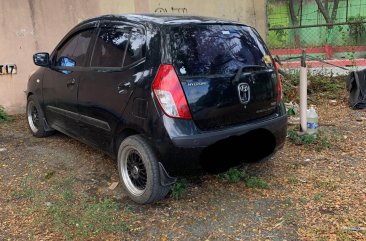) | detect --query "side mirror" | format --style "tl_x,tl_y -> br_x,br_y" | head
33,52 -> 50,67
